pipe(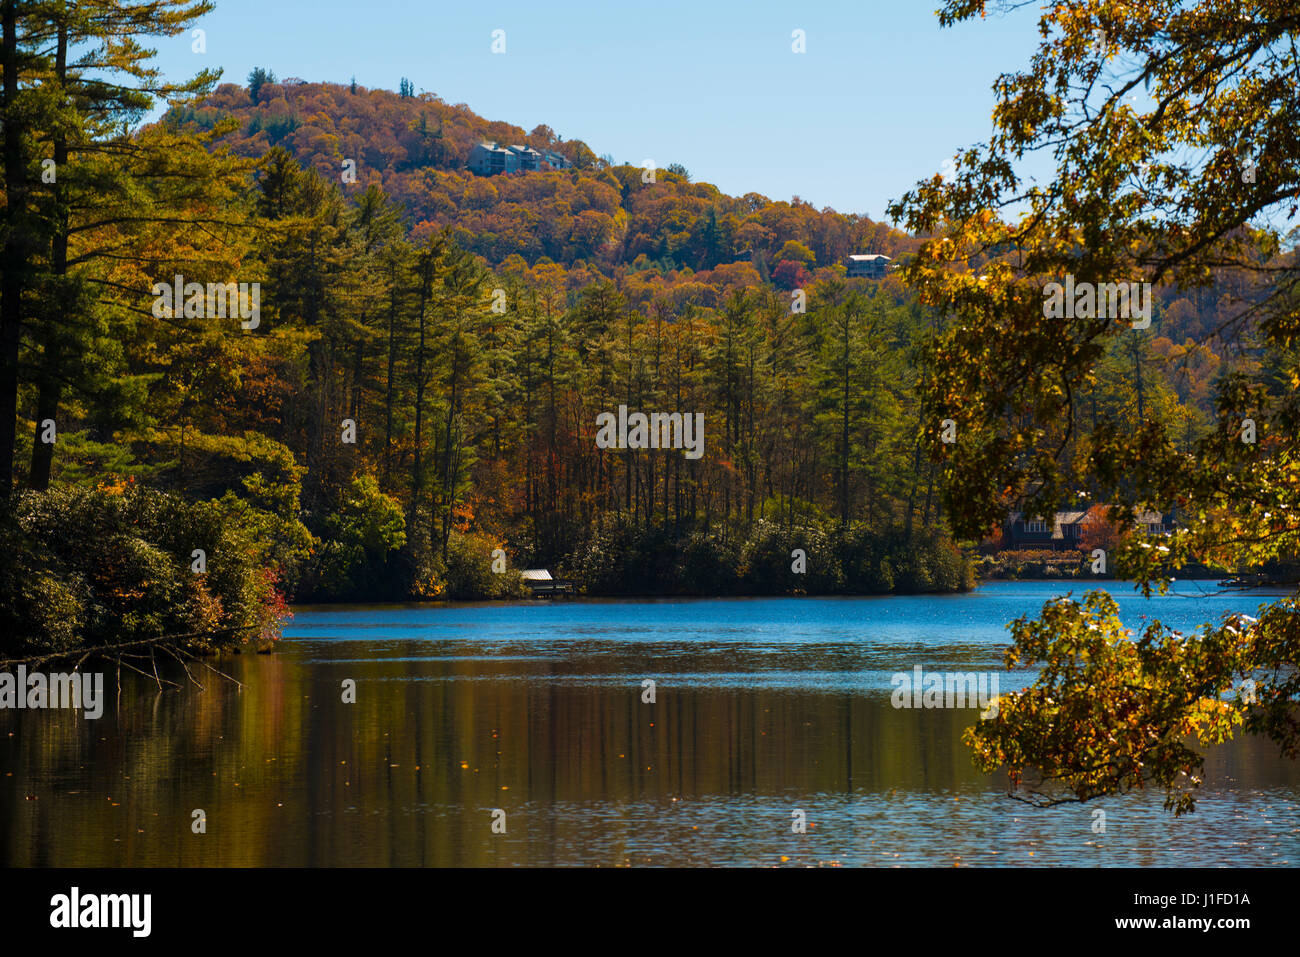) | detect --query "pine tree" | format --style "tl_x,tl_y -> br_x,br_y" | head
6,0 -> 232,491
248,66 -> 275,104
